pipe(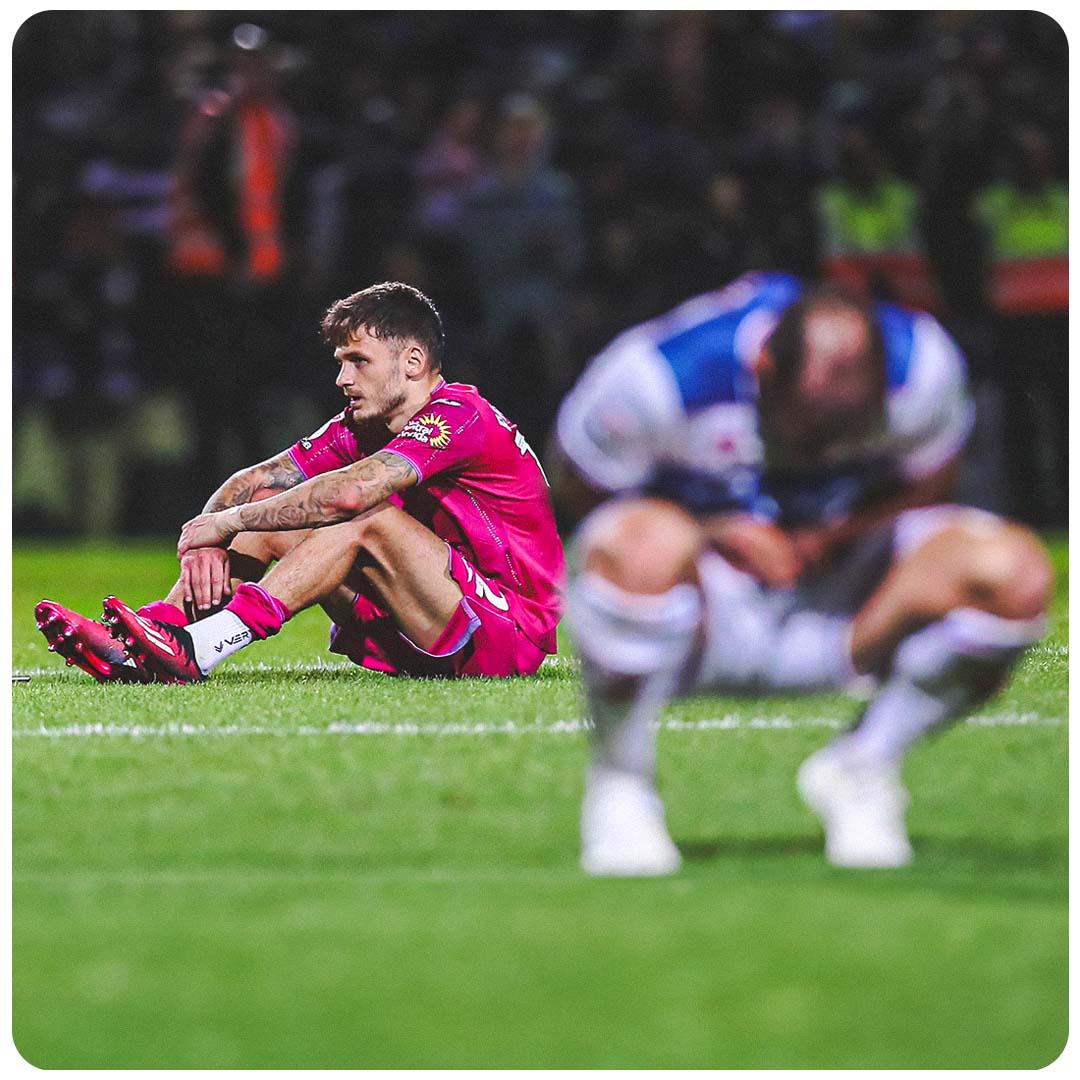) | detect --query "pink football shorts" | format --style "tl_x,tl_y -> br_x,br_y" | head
329,544 -> 548,678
